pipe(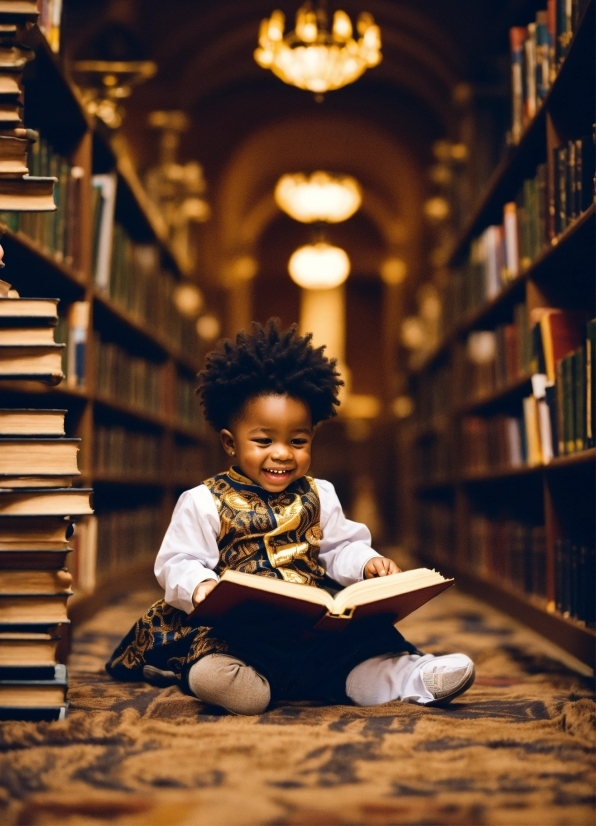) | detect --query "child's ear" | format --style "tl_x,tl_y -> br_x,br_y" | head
220,429 -> 236,457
